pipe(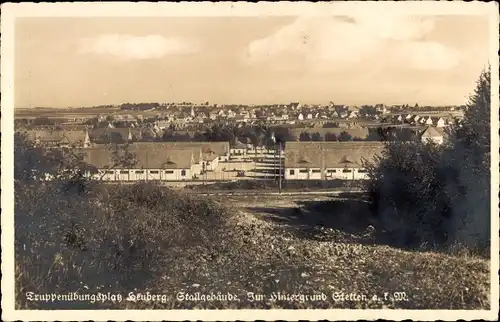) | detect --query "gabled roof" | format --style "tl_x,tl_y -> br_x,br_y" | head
130,141 -> 230,156
83,146 -> 195,169
24,130 -> 63,142
231,138 -> 247,149
90,128 -> 140,140
285,142 -> 385,169
22,129 -> 88,145
421,126 -> 444,138
64,130 -> 89,143
202,152 -> 219,162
